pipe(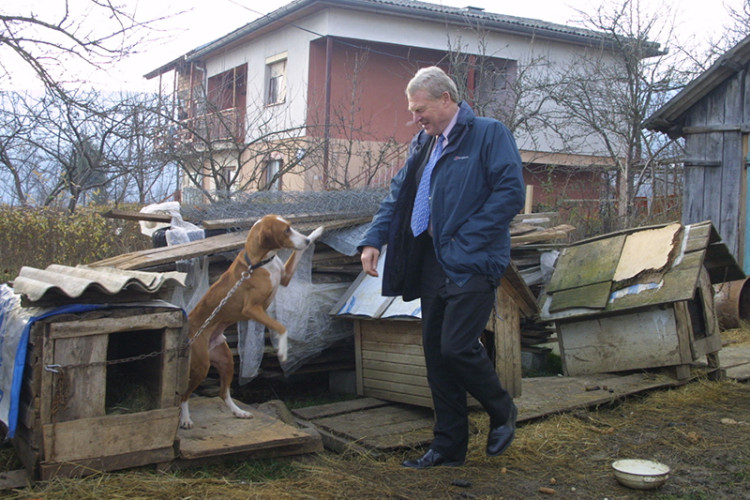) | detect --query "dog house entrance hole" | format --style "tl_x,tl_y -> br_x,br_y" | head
687,288 -> 708,340
105,329 -> 163,414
